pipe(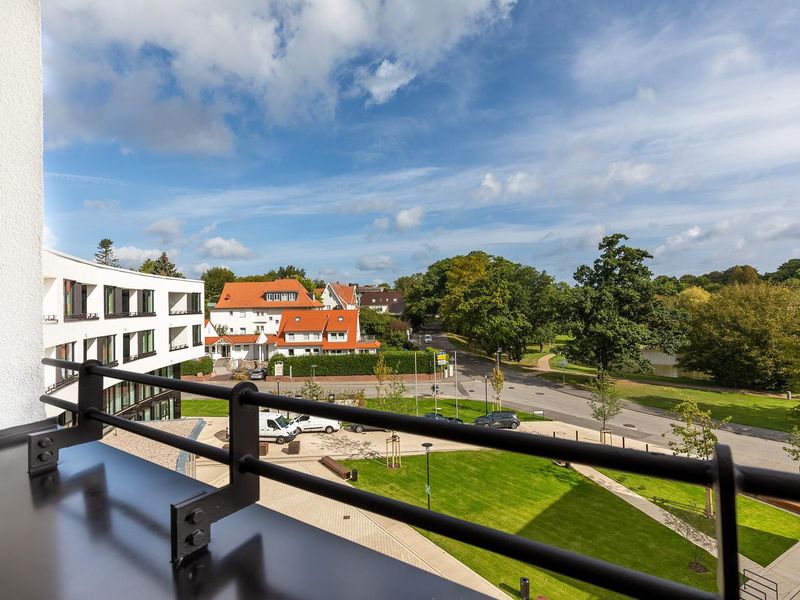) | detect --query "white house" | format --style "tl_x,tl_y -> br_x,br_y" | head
209,279 -> 322,335
319,282 -> 358,310
270,309 -> 379,357
42,248 -> 205,421
204,332 -> 272,363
